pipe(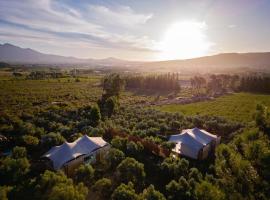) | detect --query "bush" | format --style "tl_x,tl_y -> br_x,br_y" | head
34,170 -> 88,200
112,182 -> 138,200
105,148 -> 125,169
42,132 -> 65,148
0,147 -> 30,184
140,184 -> 166,200
195,181 -> 225,200
90,106 -> 101,127
22,135 -> 39,148
92,178 -> 112,198
0,186 -> 12,200
74,164 -> 95,186
116,157 -> 145,186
